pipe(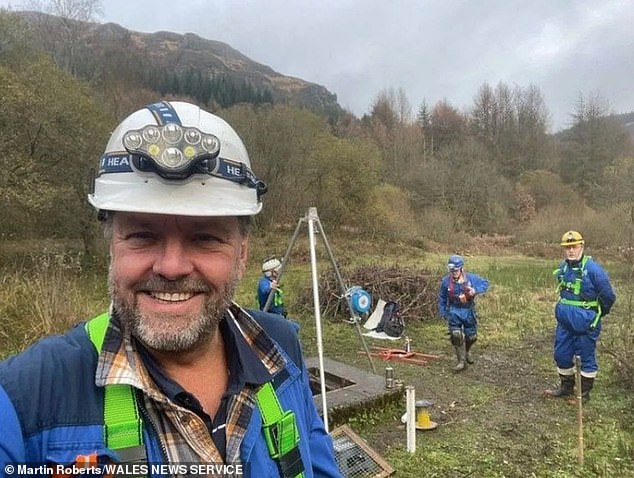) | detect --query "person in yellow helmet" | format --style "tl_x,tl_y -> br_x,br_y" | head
545,231 -> 616,402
